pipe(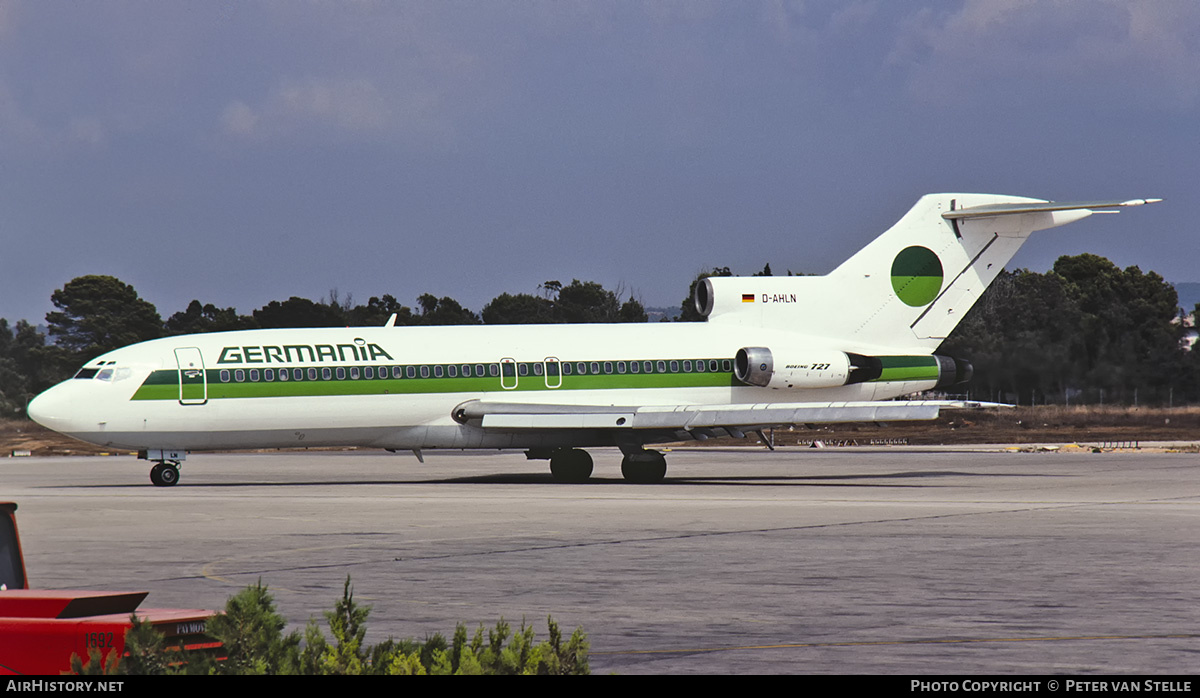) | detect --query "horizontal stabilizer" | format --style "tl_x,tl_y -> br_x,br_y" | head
942,198 -> 1161,221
